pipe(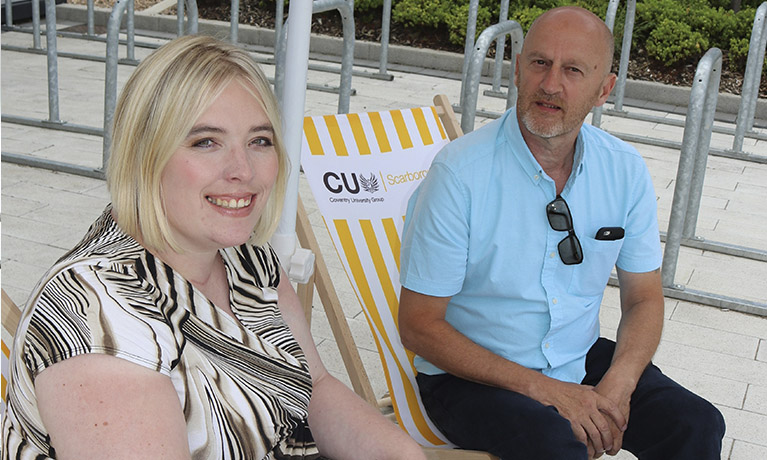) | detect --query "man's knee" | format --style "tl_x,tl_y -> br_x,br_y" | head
678,395 -> 726,440
627,380 -> 726,459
